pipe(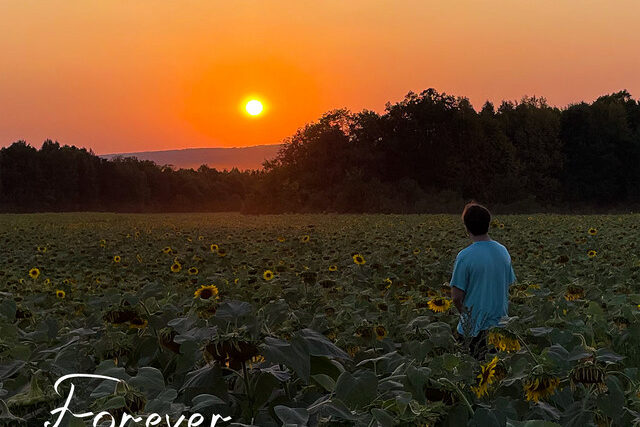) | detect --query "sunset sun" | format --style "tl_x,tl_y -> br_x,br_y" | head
245,99 -> 263,116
